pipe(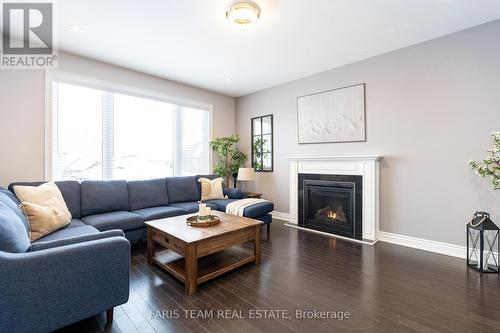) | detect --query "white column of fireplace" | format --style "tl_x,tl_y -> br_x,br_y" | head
288,156 -> 381,242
